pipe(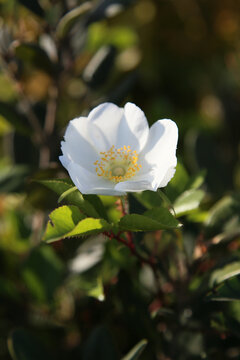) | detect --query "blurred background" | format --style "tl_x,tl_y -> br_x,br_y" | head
1,0 -> 240,359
